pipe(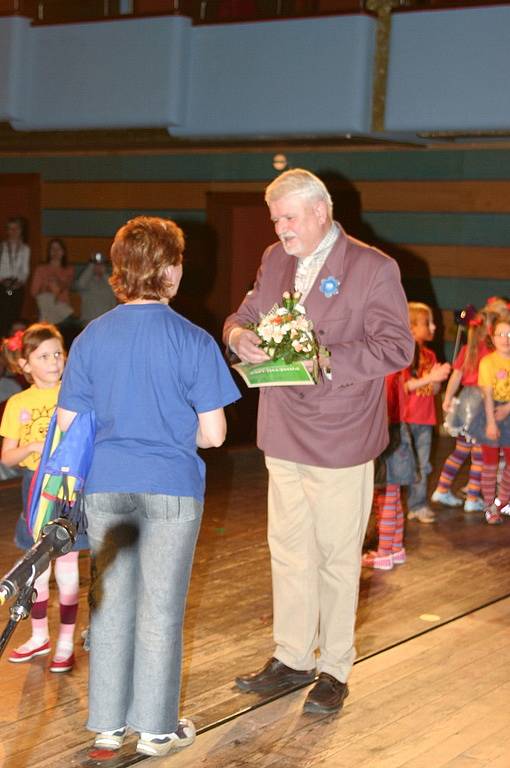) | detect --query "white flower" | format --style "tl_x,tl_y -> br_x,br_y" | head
250,291 -> 317,364
259,325 -> 274,342
294,316 -> 309,331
